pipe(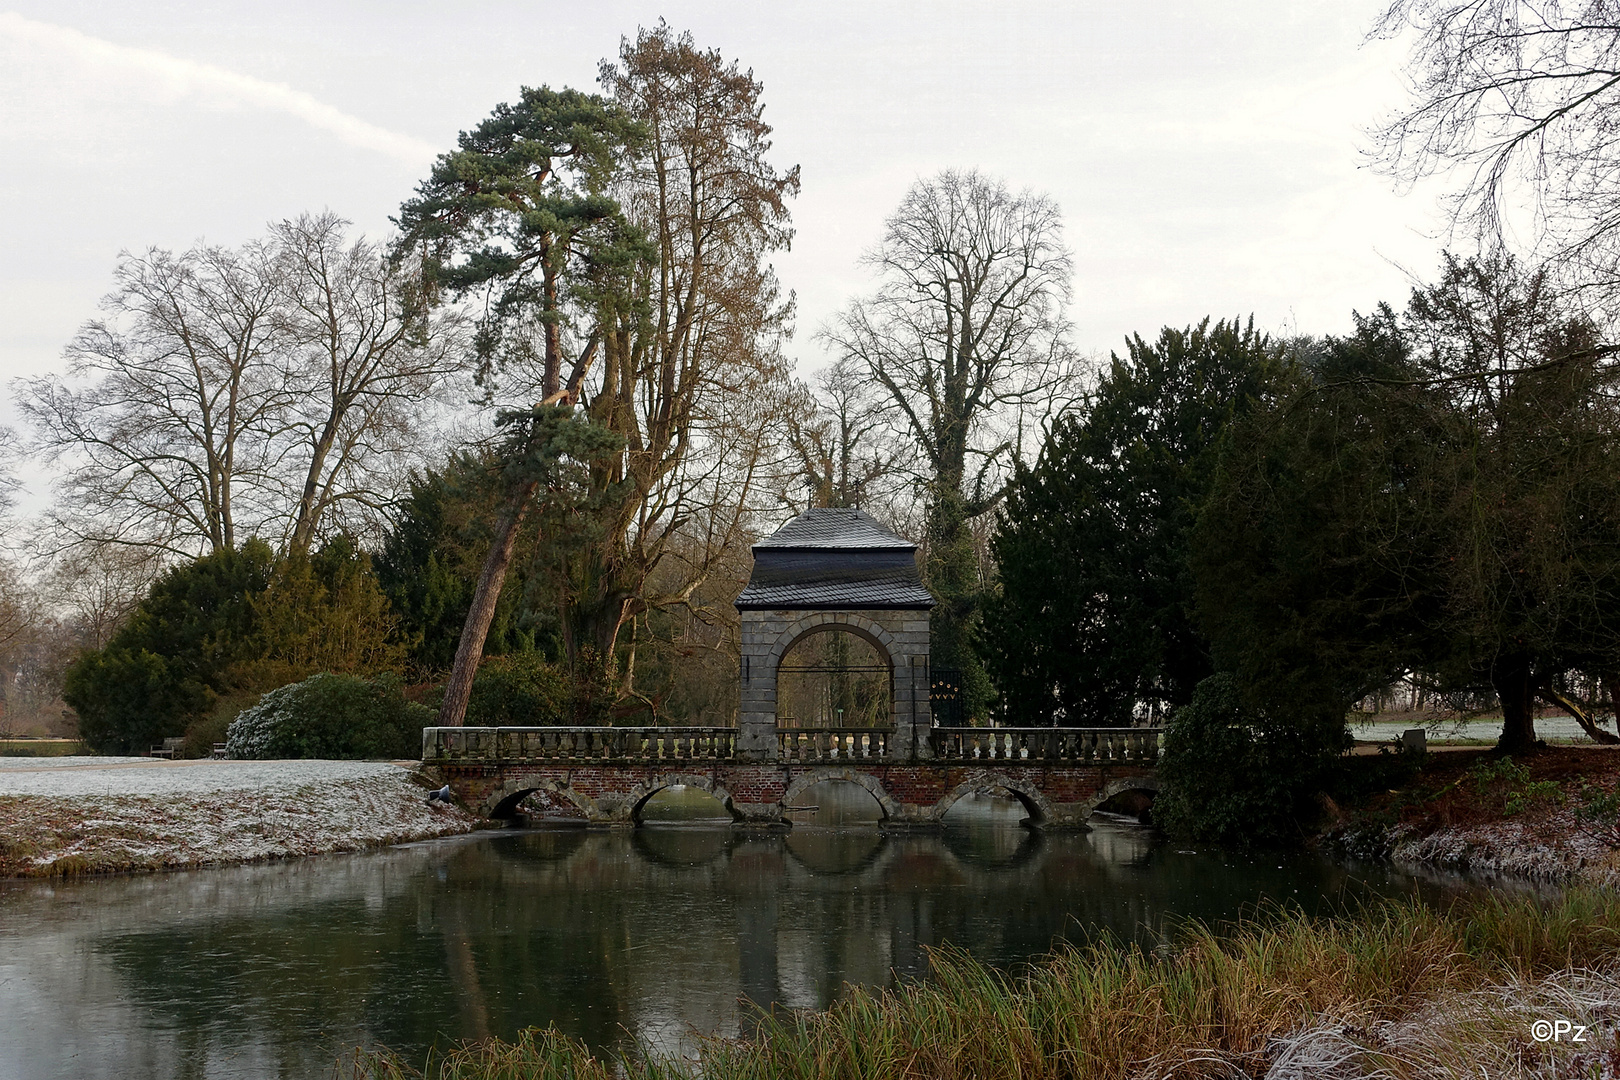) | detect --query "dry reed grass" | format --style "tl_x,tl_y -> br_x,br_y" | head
345,889 -> 1620,1080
